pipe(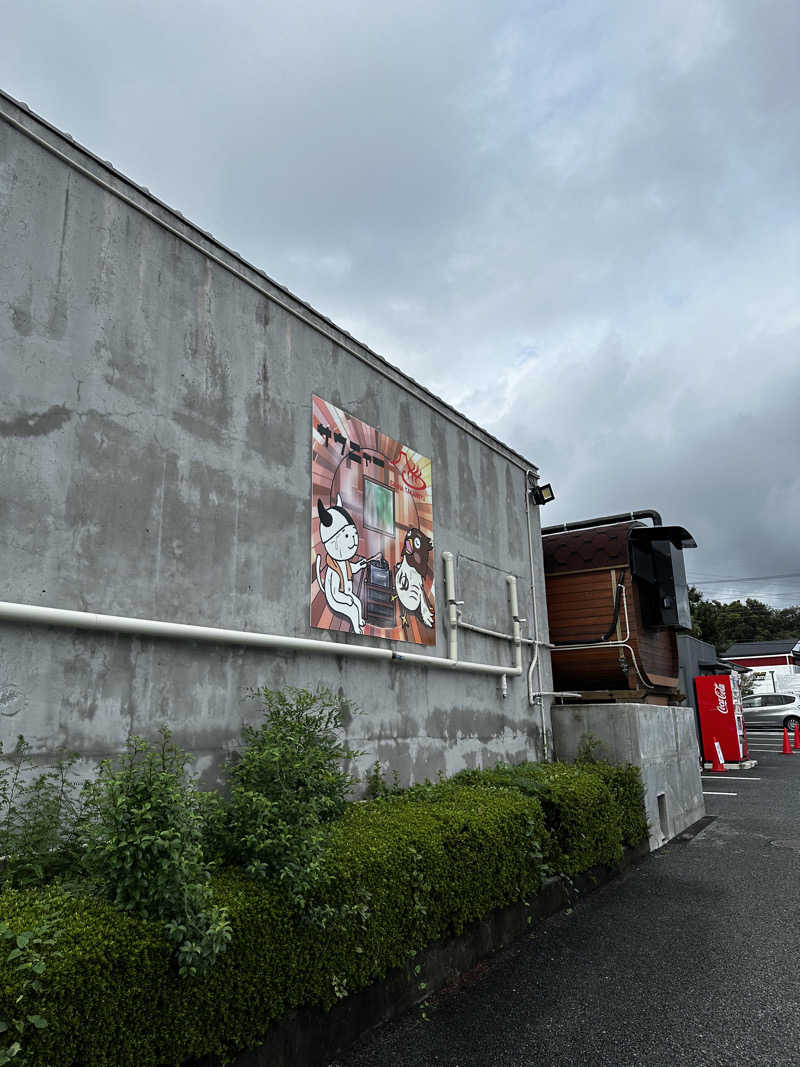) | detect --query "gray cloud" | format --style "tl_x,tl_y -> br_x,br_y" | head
2,0 -> 798,604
